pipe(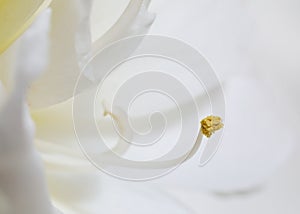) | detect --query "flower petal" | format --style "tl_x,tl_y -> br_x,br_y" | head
49,173 -> 195,213
28,0 -> 155,109
26,0 -> 92,109
91,0 -> 155,52
0,10 -> 56,214
0,0 -> 51,54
